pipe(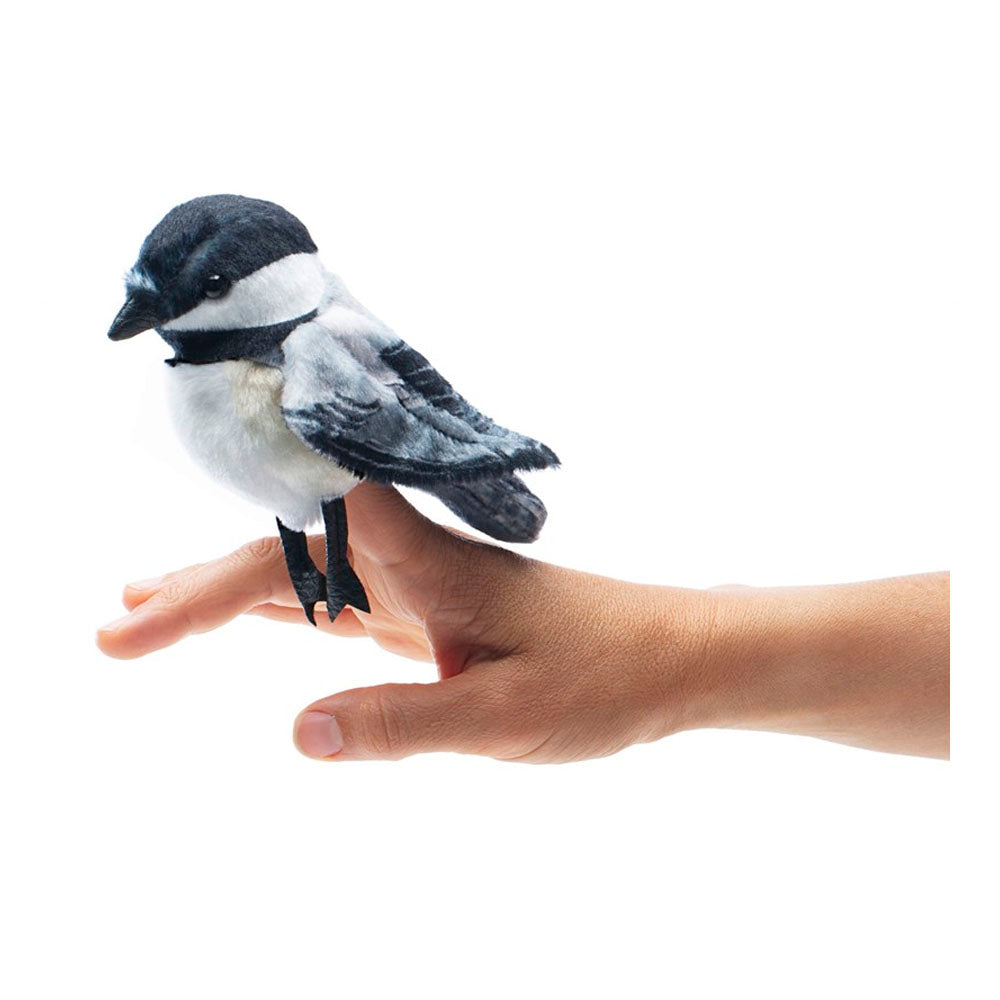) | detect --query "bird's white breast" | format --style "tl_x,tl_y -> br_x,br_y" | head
167,361 -> 359,530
